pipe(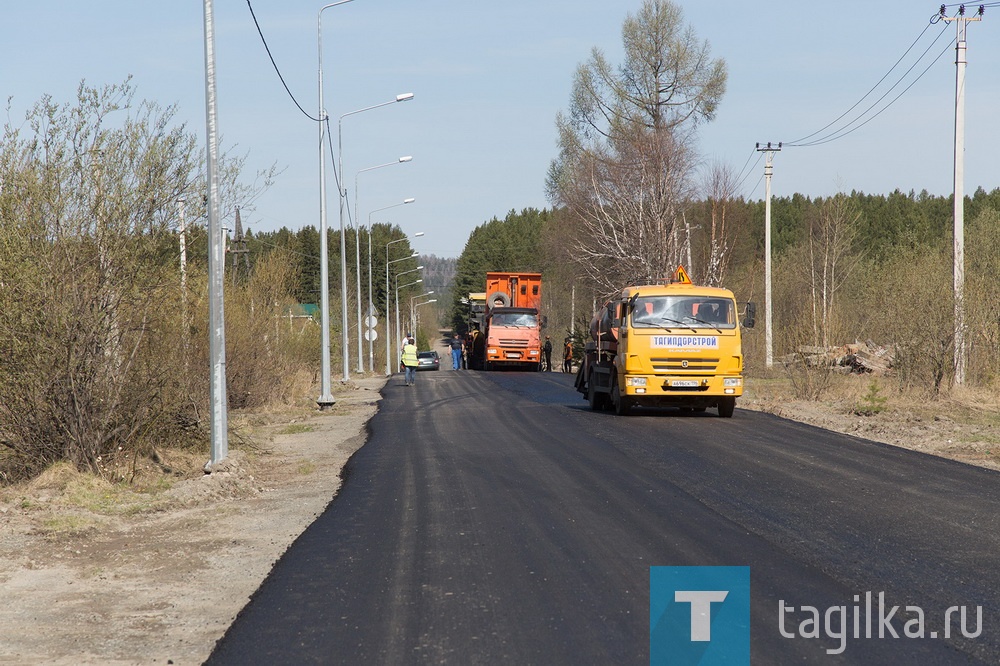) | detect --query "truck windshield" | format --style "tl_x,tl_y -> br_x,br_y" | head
491,312 -> 537,327
631,296 -> 736,329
